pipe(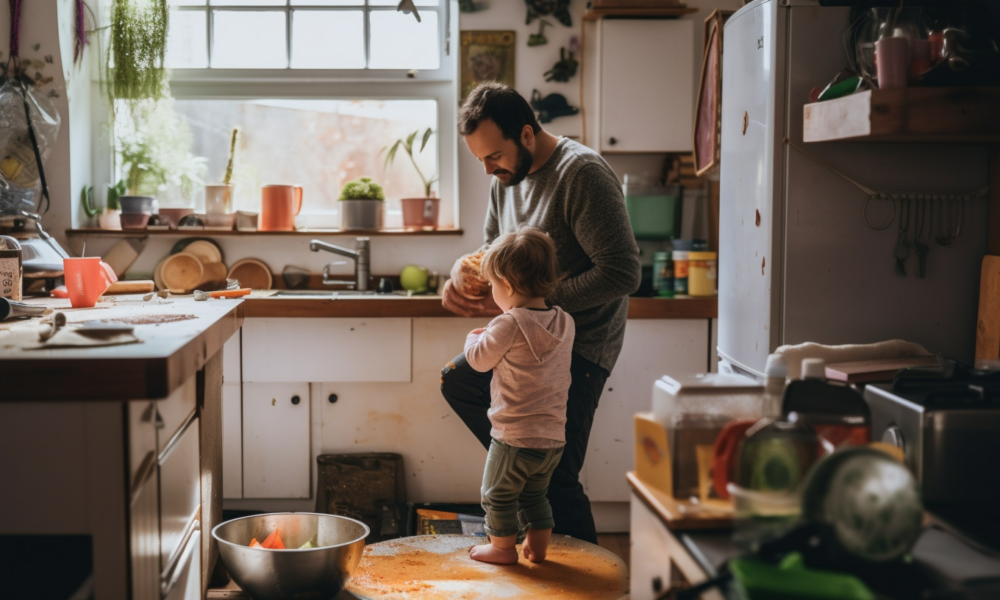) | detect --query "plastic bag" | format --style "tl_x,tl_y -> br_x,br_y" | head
0,80 -> 61,215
